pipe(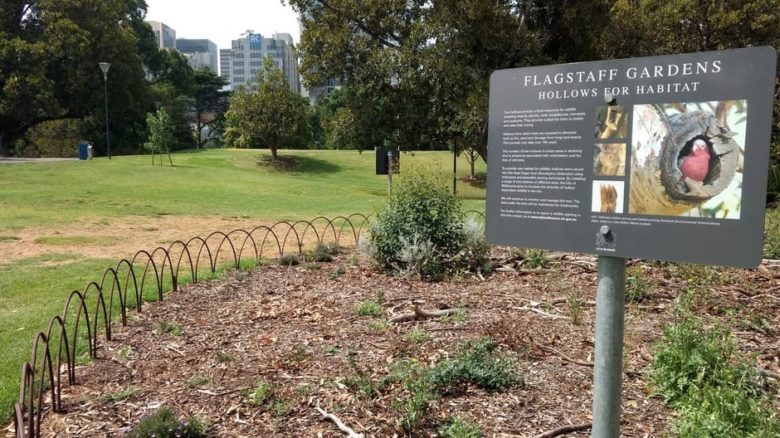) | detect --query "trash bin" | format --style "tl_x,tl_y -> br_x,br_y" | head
77,142 -> 89,160
87,144 -> 93,160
